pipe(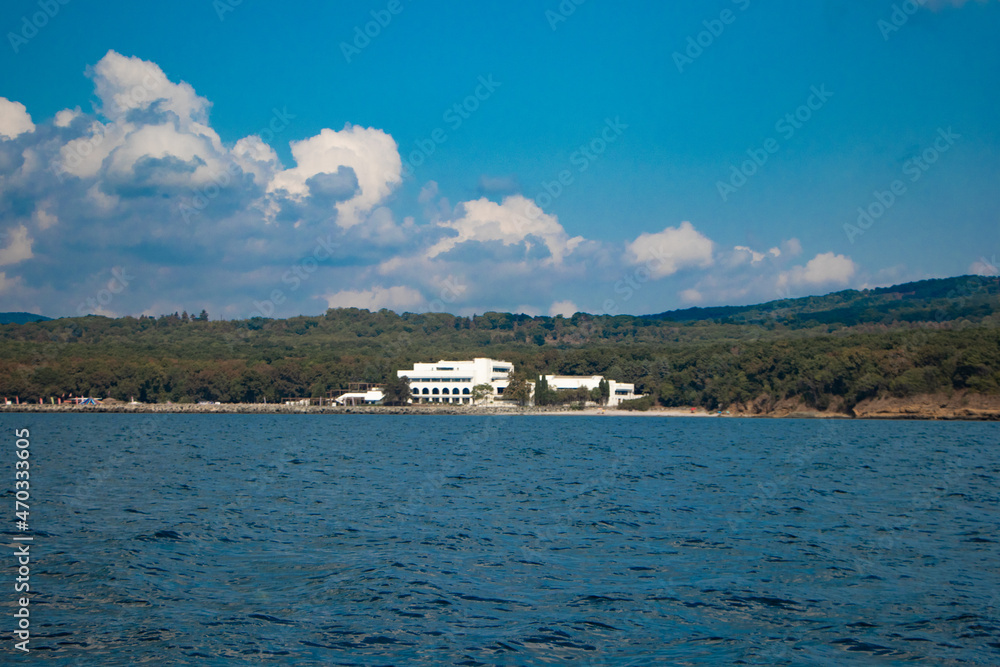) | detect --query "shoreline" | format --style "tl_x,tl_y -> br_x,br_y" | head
0,403 -> 997,420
